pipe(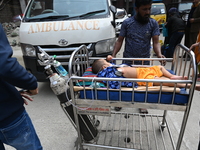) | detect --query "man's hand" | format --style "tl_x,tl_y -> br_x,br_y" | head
28,88 -> 39,95
106,55 -> 113,61
158,55 -> 166,66
21,93 -> 33,105
19,88 -> 38,105
189,18 -> 194,23
106,55 -> 116,63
